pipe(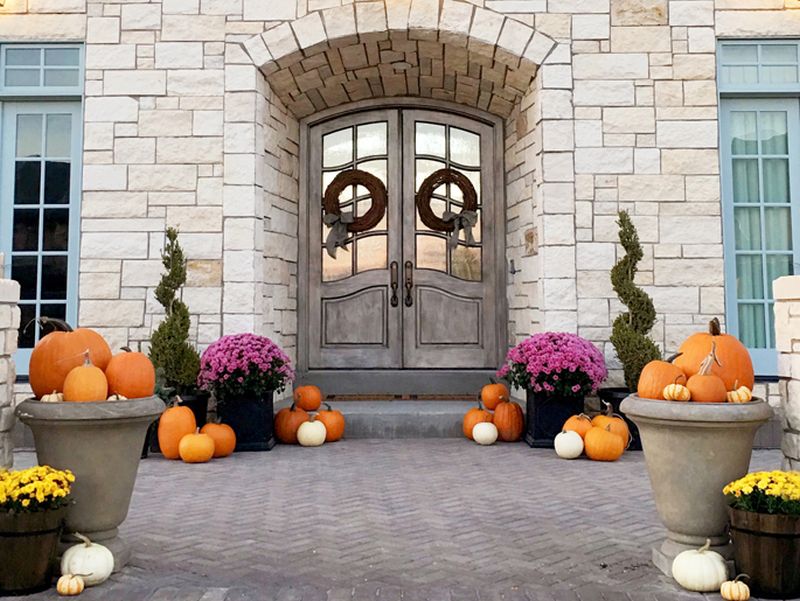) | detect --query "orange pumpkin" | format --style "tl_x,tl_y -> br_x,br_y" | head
562,413 -> 593,439
493,401 -> 524,442
179,429 -> 215,463
158,405 -> 197,460
29,318 -> 112,399
463,401 -> 493,440
481,381 -> 510,410
105,347 -> 156,399
293,385 -> 323,411
200,423 -> 237,457
686,344 -> 728,403
584,425 -> 626,462
316,402 -> 345,442
274,403 -> 310,444
637,358 -> 686,400
62,355 -> 109,402
674,318 -> 754,391
591,402 -> 630,446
